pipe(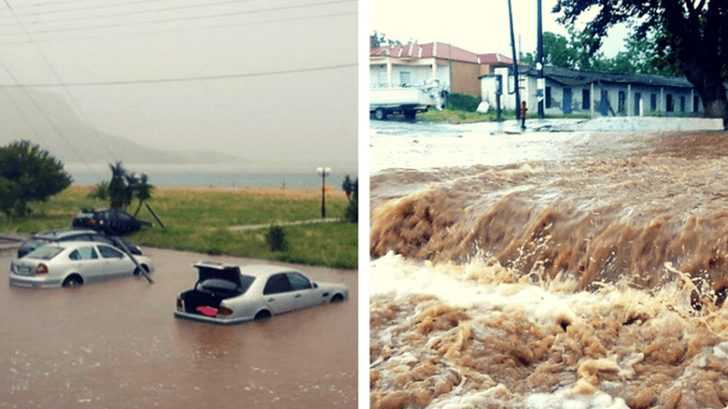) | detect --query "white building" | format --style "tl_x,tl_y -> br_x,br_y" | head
481,66 -> 709,117
371,42 -> 512,97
